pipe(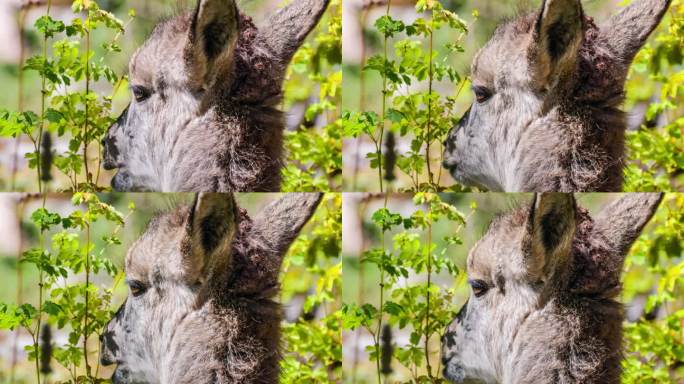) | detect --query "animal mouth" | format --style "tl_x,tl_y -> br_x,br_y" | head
102,157 -> 118,170
111,365 -> 147,384
443,158 -> 458,174
442,356 -> 467,383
